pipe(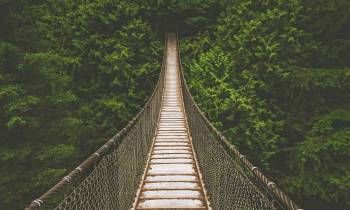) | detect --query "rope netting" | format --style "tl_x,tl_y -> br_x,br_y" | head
55,101 -> 162,210
177,32 -> 301,210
